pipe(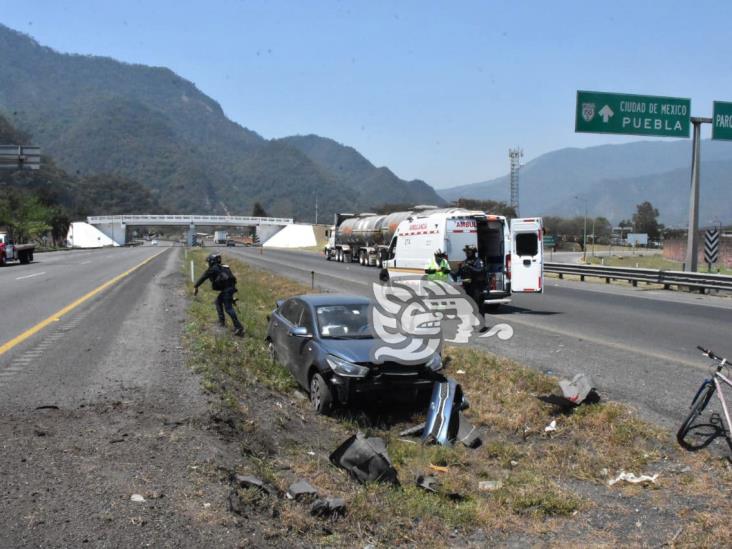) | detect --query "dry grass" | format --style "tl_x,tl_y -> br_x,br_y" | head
183,249 -> 732,546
